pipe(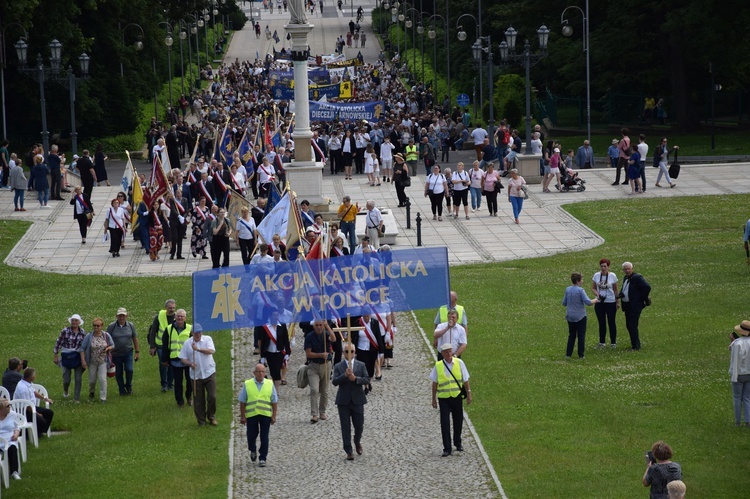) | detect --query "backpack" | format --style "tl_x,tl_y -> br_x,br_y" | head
501,129 -> 511,145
